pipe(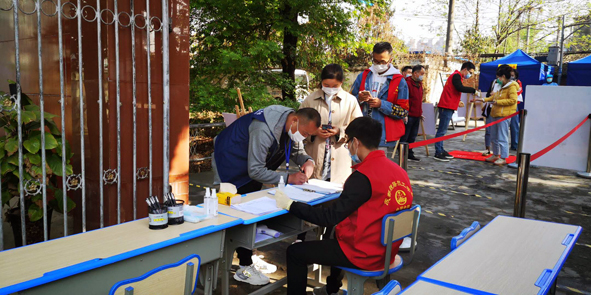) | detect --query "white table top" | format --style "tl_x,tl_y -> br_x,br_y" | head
400,280 -> 474,294
419,215 -> 581,295
0,214 -> 241,293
